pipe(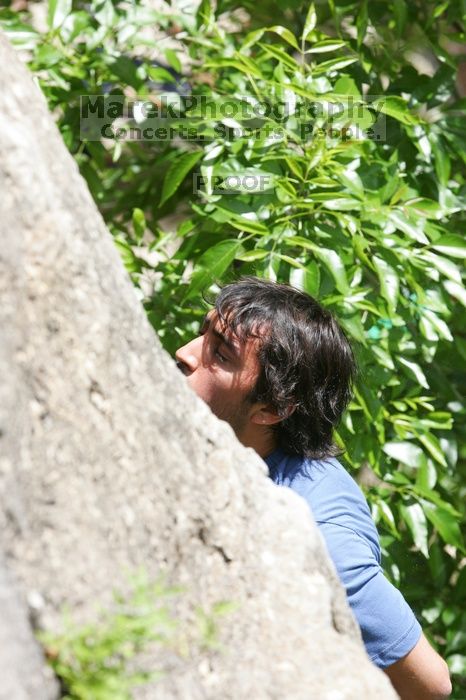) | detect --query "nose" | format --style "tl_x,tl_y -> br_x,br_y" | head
175,335 -> 202,375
